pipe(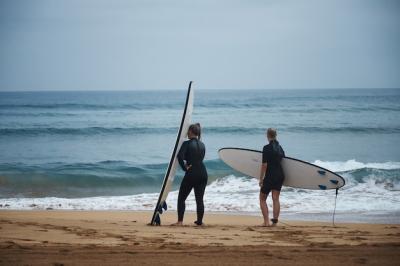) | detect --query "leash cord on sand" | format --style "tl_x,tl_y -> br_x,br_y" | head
278,220 -> 293,227
332,188 -> 339,227
271,188 -> 340,228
